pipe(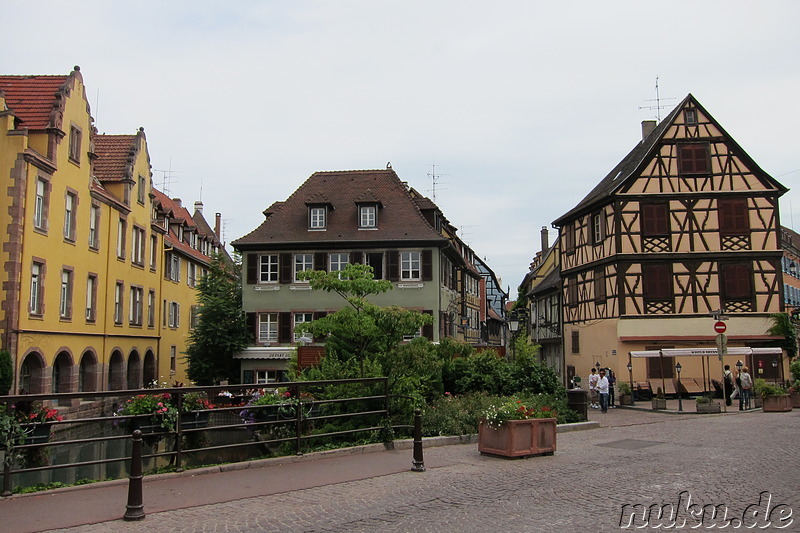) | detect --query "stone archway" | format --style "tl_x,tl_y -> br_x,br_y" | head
19,351 -> 46,394
143,350 -> 157,387
108,350 -> 125,391
79,350 -> 98,392
127,350 -> 142,390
